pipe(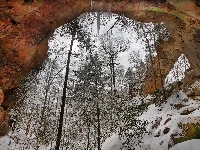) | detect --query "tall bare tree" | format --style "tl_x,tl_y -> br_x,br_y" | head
99,32 -> 130,92
55,18 -> 94,149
